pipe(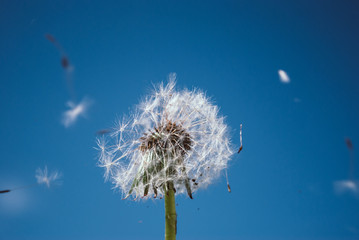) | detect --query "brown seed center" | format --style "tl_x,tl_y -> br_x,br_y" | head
139,121 -> 192,156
